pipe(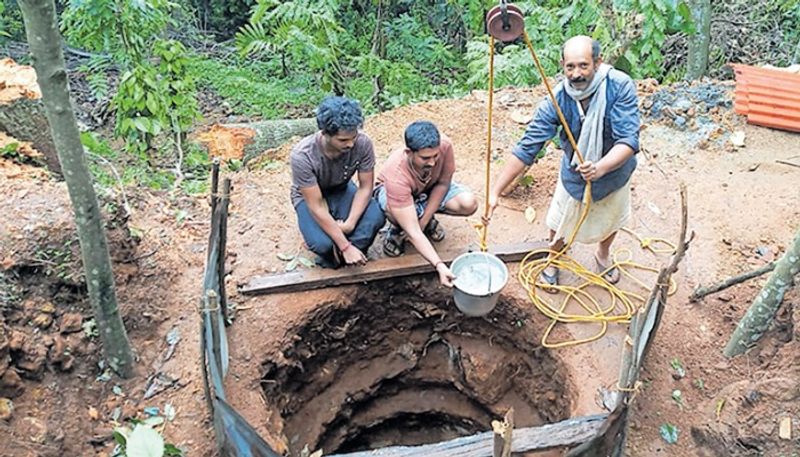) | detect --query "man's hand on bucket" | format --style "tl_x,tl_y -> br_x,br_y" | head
436,261 -> 456,288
